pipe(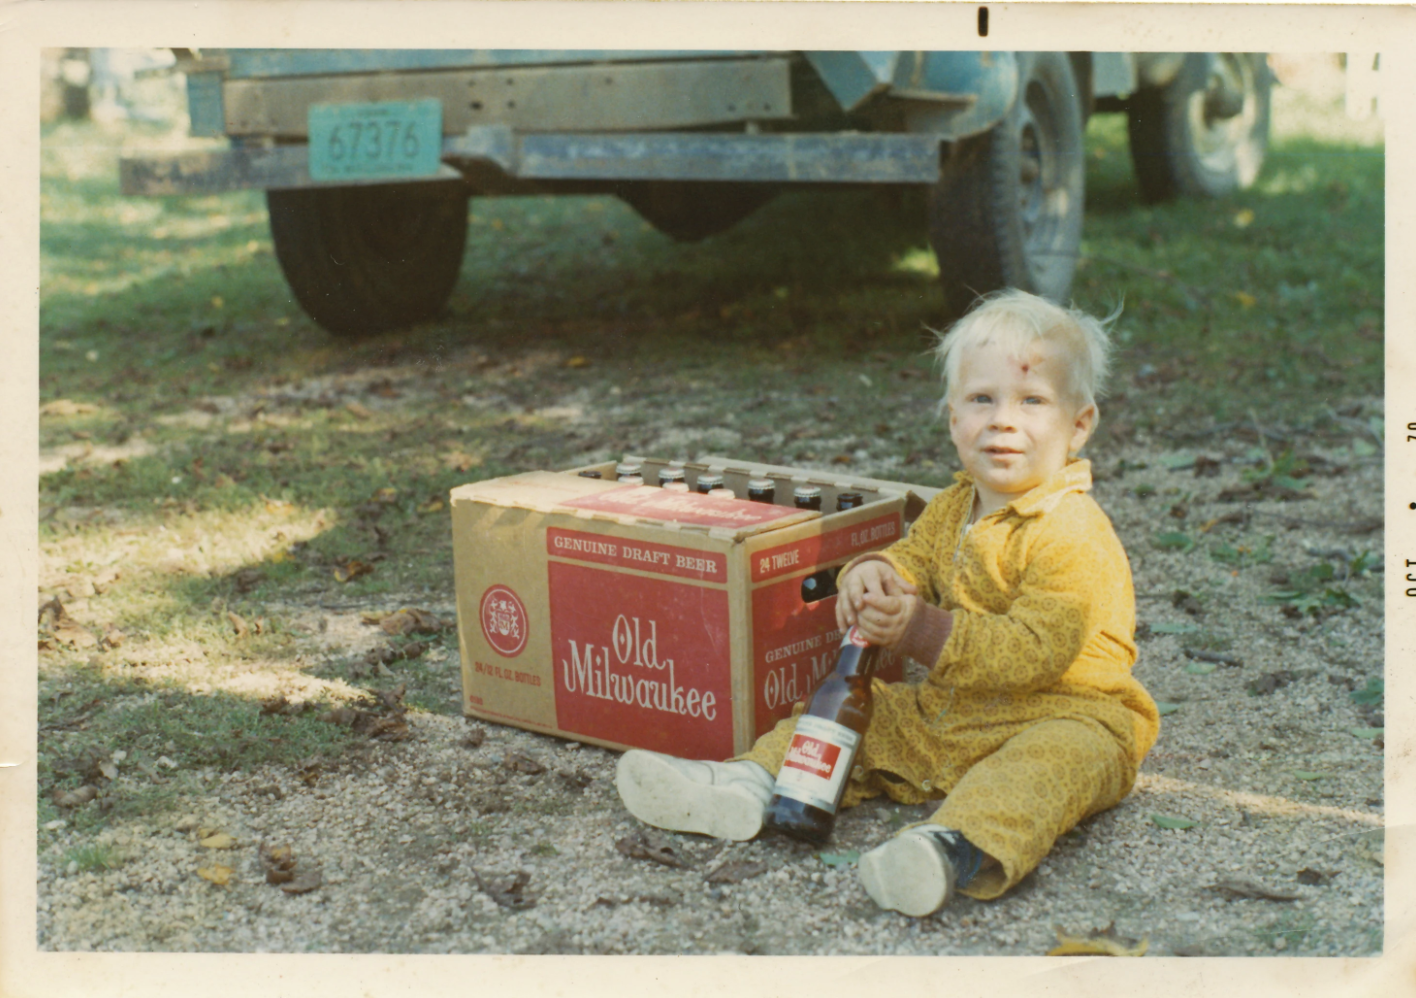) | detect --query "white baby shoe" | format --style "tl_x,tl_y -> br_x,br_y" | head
857,826 -> 982,917
616,750 -> 775,841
